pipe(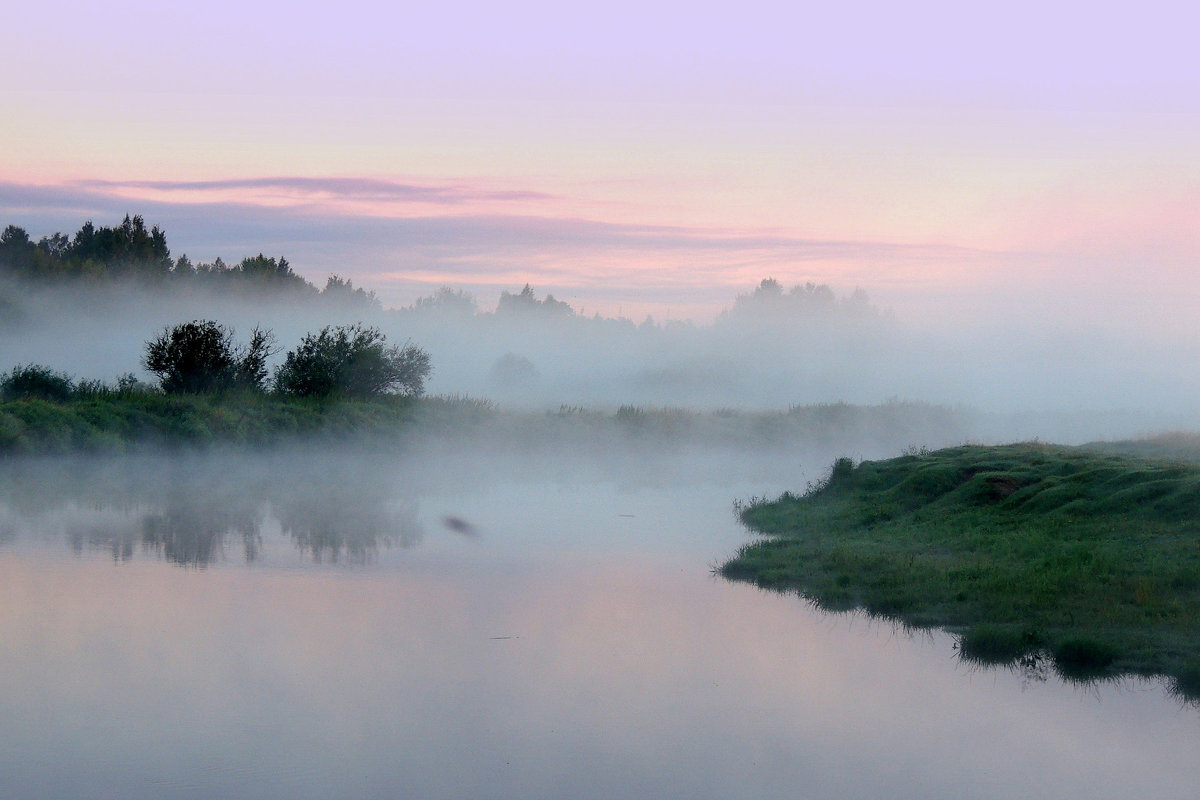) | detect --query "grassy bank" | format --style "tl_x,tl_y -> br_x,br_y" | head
720,443 -> 1200,697
0,391 -> 970,456
0,391 -> 438,454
